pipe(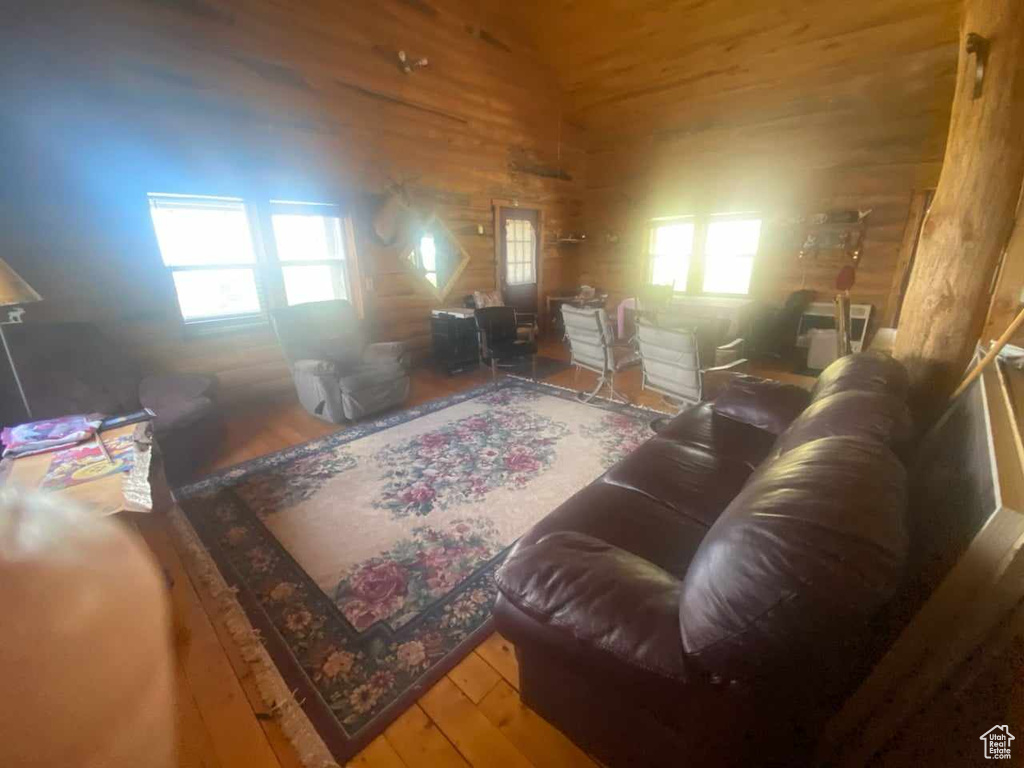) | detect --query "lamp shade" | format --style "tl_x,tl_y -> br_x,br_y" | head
0,259 -> 41,307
